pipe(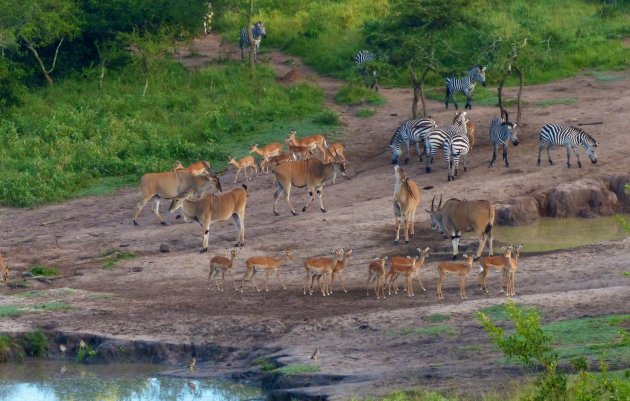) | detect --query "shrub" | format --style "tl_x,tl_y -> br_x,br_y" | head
30,265 -> 60,277
24,330 -> 49,357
